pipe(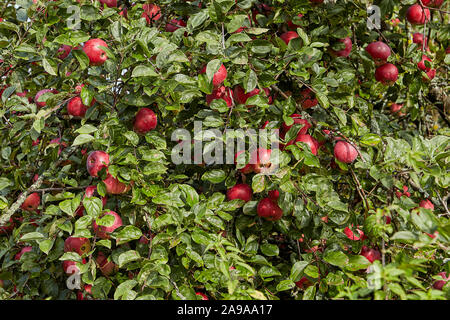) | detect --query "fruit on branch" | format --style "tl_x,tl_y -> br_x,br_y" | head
298,88 -> 318,109
295,277 -> 312,289
83,38 -> 108,66
417,55 -> 436,81
206,86 -> 233,107
419,199 -> 434,211
96,251 -> 118,276
0,218 -> 15,235
250,148 -> 276,174
234,150 -> 253,174
360,245 -> 381,263
286,134 -> 319,155
103,174 -> 132,194
390,103 -> 406,116
412,33 -> 429,51
57,45 -> 72,59
67,96 -> 95,118
14,246 -> 32,260
287,14 -> 303,29
86,151 -> 110,177
421,0 -> 444,8
282,114 -> 312,137
93,210 -> 123,239
280,31 -> 299,45
406,4 -> 431,25
63,258 -> 86,274
344,226 -> 366,241
98,0 -> 117,7
64,237 -> 91,256
374,63 -> 398,85
268,189 -> 280,201
226,183 -> 253,202
330,37 -> 352,57
200,64 -> 227,87
334,140 -> 358,163
133,107 -> 158,134
257,197 -> 283,221
75,185 -> 107,217
20,192 -> 40,212
365,41 -> 391,65
233,85 -> 271,106
142,3 -> 161,23
165,18 -> 187,32
34,89 -> 56,108
196,292 -> 209,300
432,272 -> 449,290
